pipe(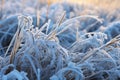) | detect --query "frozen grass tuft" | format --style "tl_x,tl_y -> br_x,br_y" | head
1,1 -> 120,80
